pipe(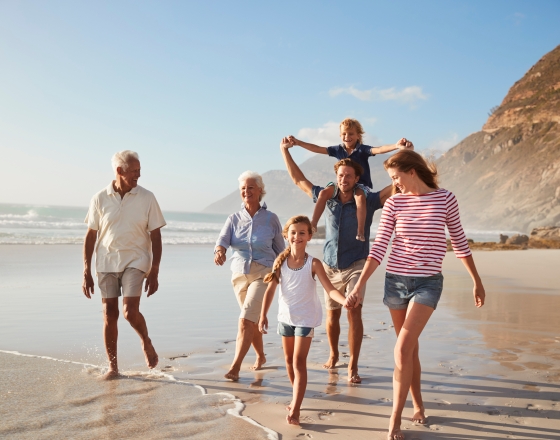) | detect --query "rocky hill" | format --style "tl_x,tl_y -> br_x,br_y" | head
205,46 -> 560,233
437,44 -> 560,232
